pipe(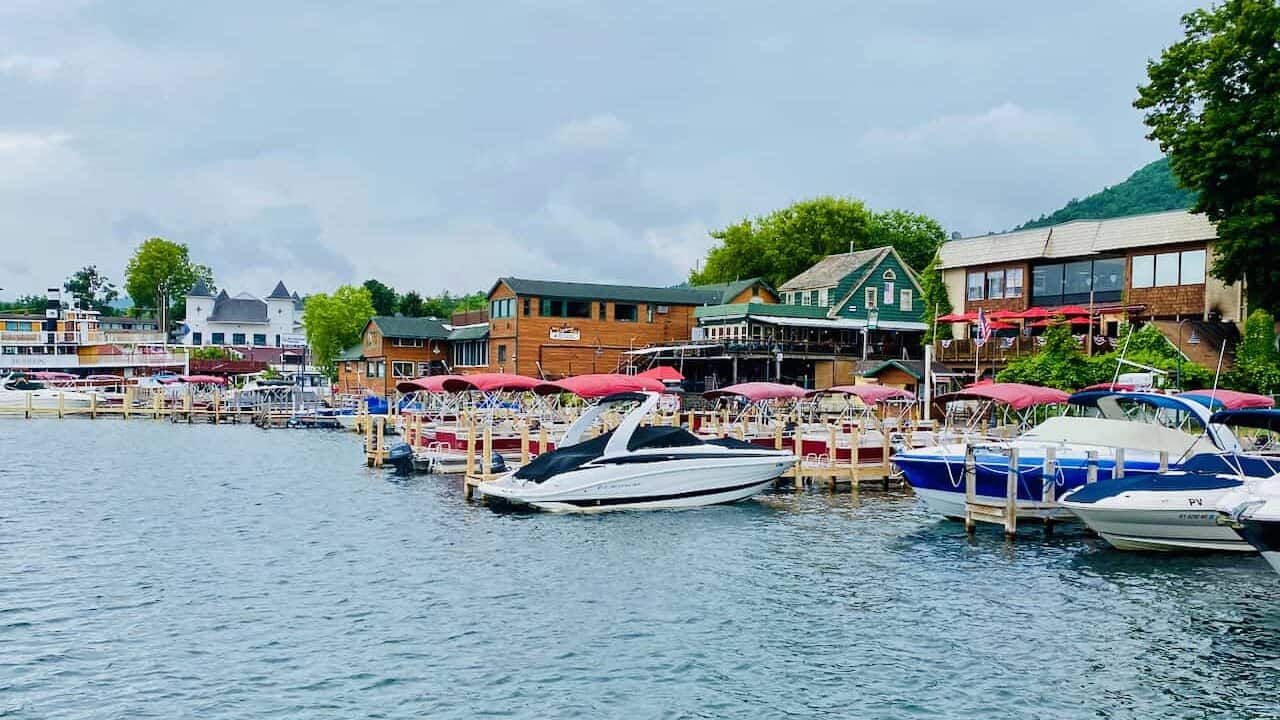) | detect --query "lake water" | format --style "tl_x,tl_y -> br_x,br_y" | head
2,419 -> 1278,719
